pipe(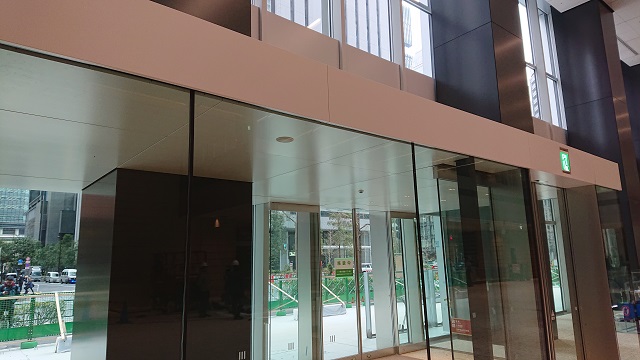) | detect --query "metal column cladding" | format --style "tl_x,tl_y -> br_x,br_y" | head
553,1 -> 640,270
431,0 -> 534,133
151,0 -> 251,36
